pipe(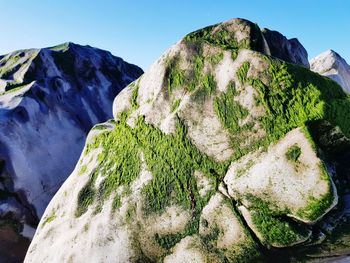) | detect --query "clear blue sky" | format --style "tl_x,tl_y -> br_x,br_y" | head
1,0 -> 349,70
